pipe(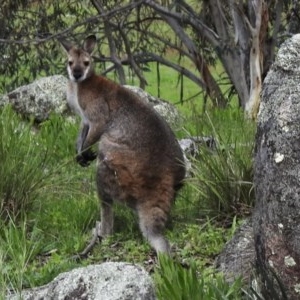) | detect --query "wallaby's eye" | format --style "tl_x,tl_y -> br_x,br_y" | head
84,61 -> 90,67
68,61 -> 73,66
